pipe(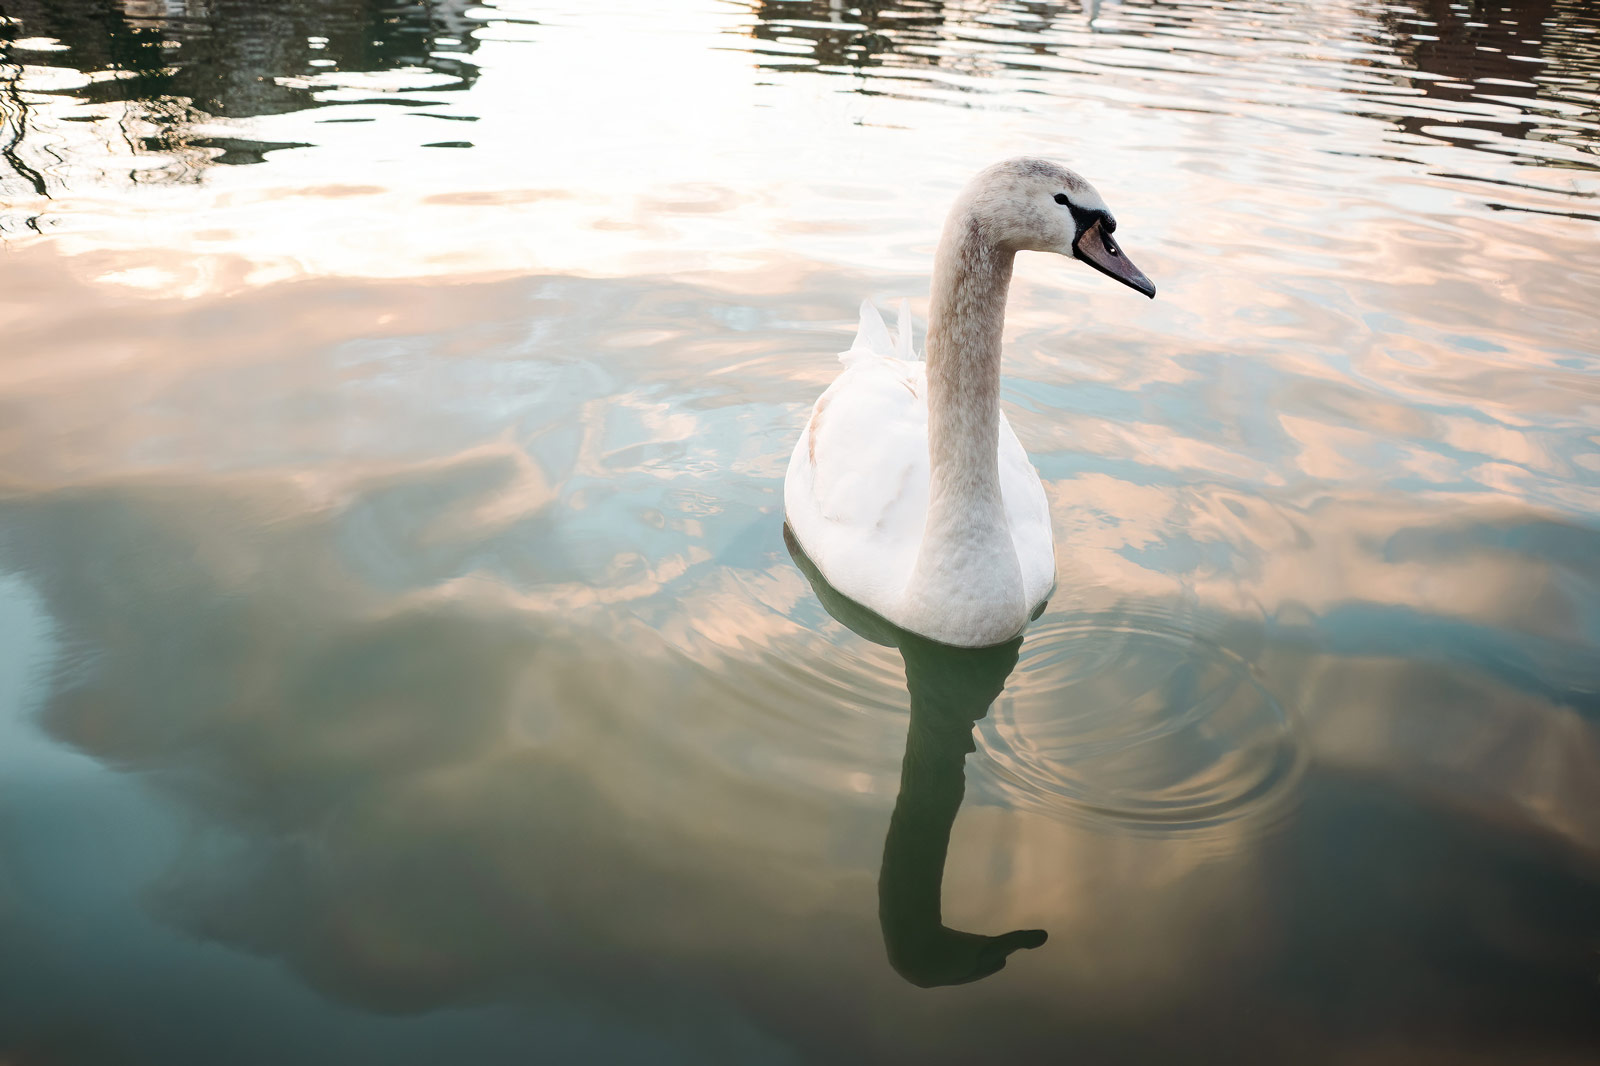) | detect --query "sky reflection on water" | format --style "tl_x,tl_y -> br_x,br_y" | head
2,0 -> 1599,1062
